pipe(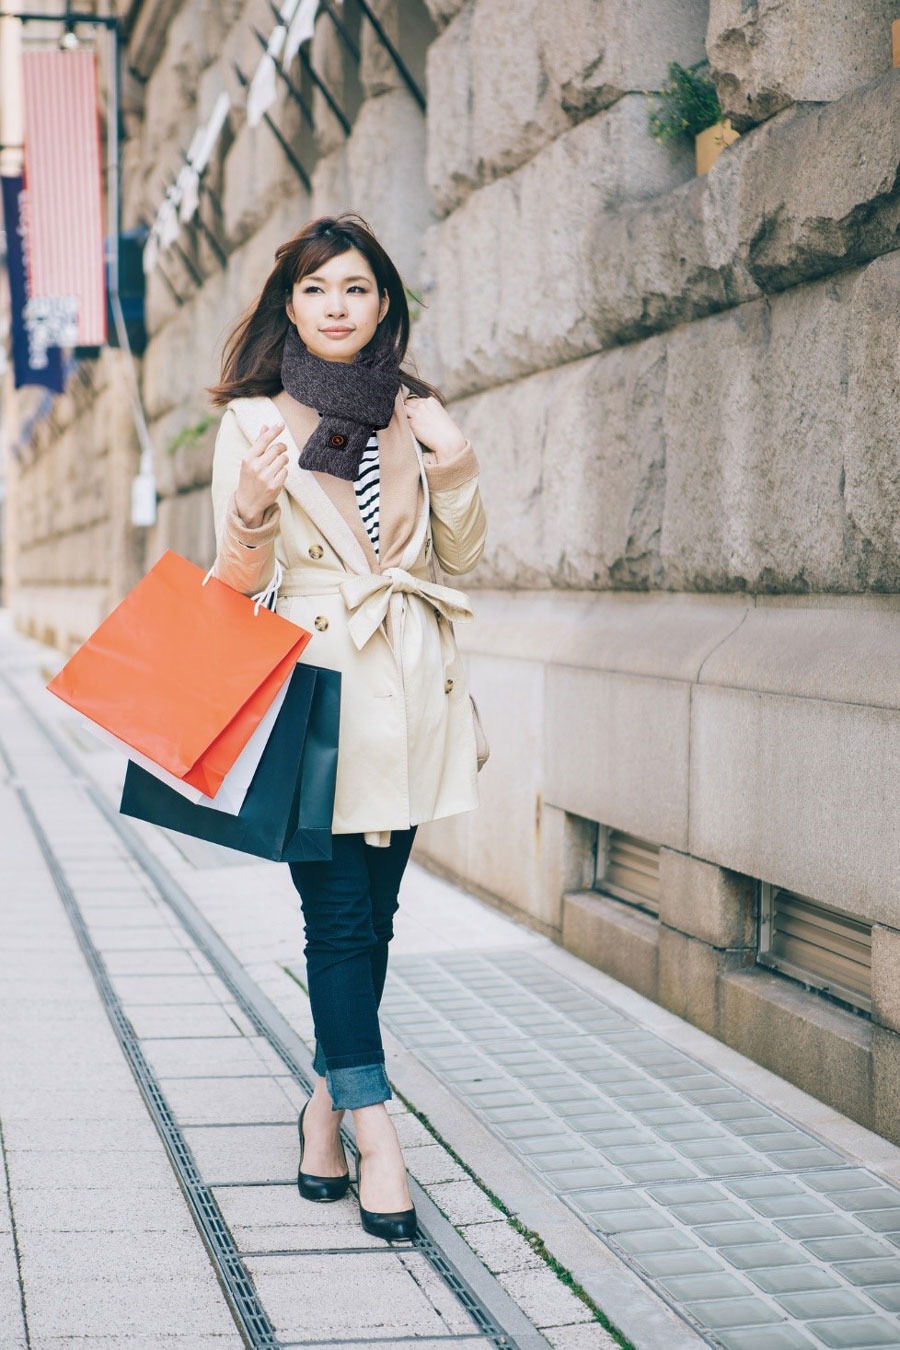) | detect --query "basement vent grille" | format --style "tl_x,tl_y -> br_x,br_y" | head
758,884 -> 872,1014
597,828 -> 660,917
